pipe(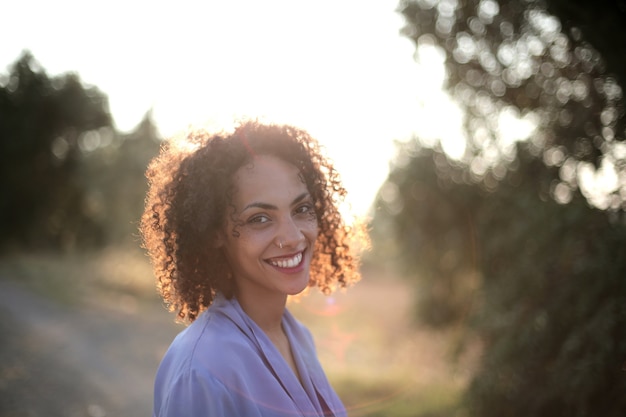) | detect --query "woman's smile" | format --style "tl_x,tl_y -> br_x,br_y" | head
265,251 -> 305,271
219,154 -> 319,298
